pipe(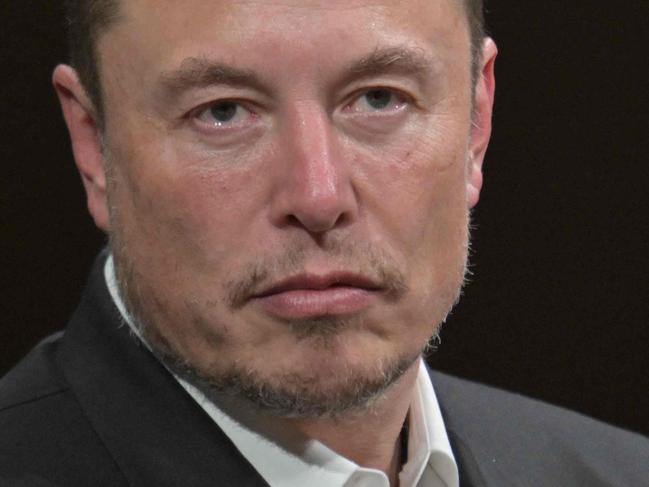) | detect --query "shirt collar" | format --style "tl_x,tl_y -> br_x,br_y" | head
105,254 -> 458,487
